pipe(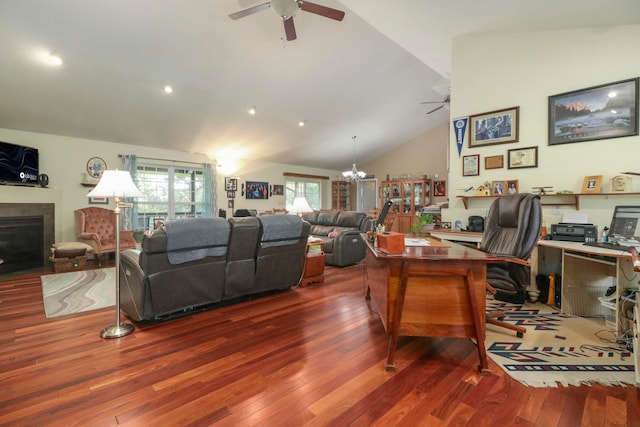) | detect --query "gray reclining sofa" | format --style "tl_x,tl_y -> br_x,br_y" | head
119,214 -> 310,321
300,210 -> 372,267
